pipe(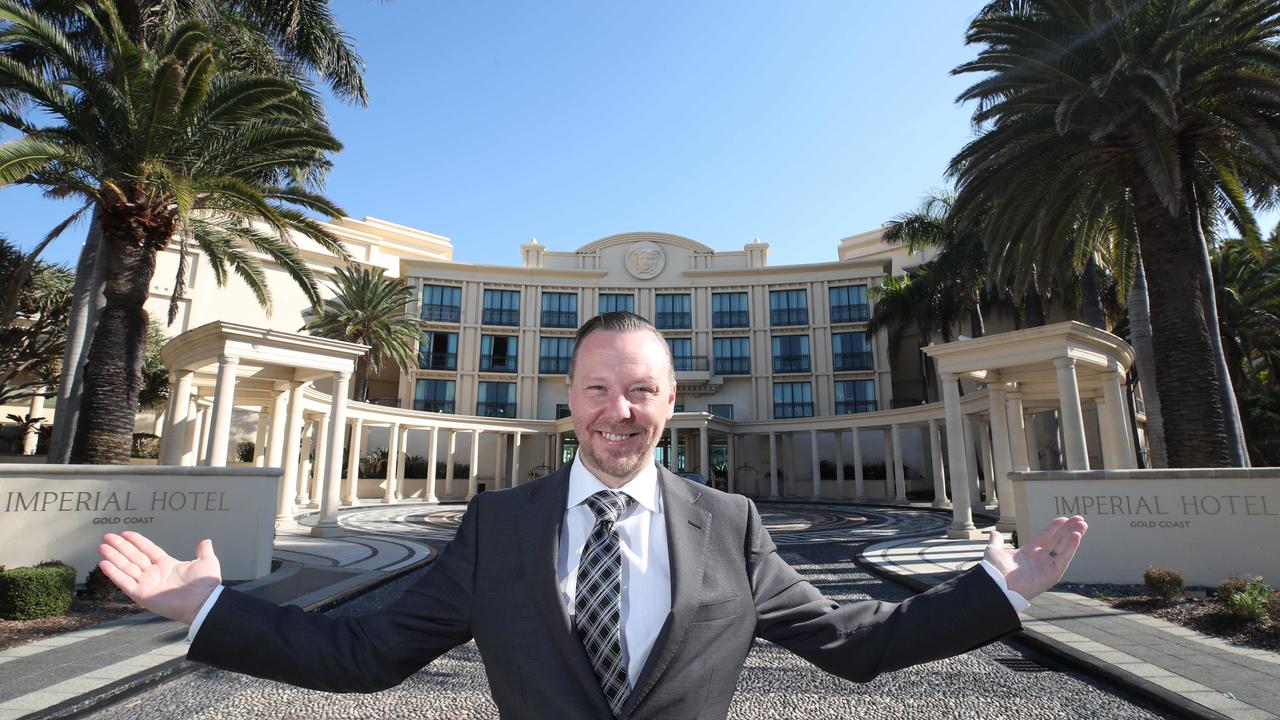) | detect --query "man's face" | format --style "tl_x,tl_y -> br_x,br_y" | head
568,329 -> 676,488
